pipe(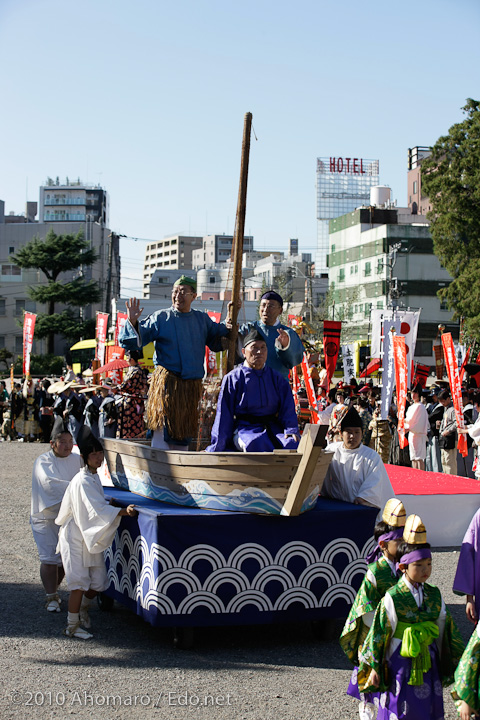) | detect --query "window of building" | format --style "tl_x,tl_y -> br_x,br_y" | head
415,340 -> 432,357
338,269 -> 345,282
2,264 -> 21,276
9,246 -> 14,255
16,299 -> 36,315
331,244 -> 335,253
354,265 -> 358,274
209,276 -> 216,283
376,260 -> 383,274
365,261 -> 371,276
171,239 -> 177,245
164,241 -> 170,246
15,336 -> 23,354
440,299 -> 448,310
376,301 -> 383,309
0,336 -> 4,348
413,181 -> 418,195
350,265 -> 354,274
0,299 -> 5,315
